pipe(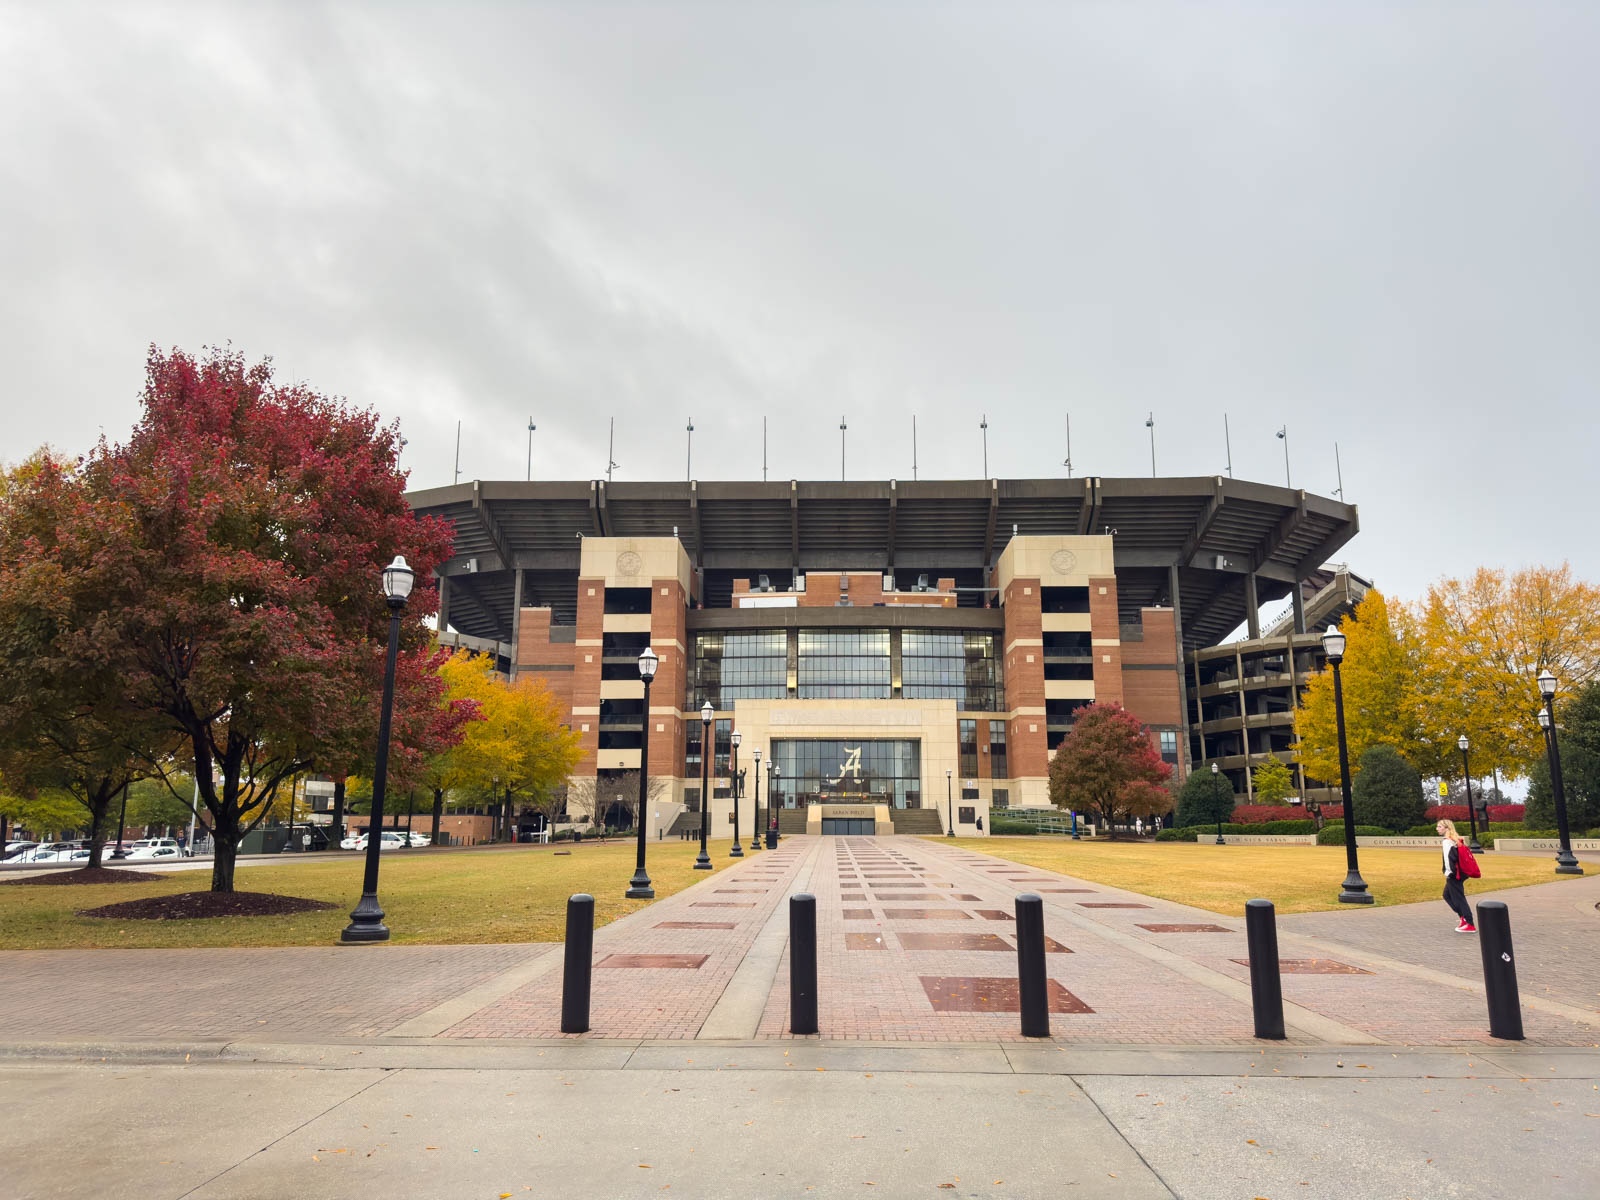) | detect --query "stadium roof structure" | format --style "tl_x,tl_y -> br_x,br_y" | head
407,476 -> 1359,651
